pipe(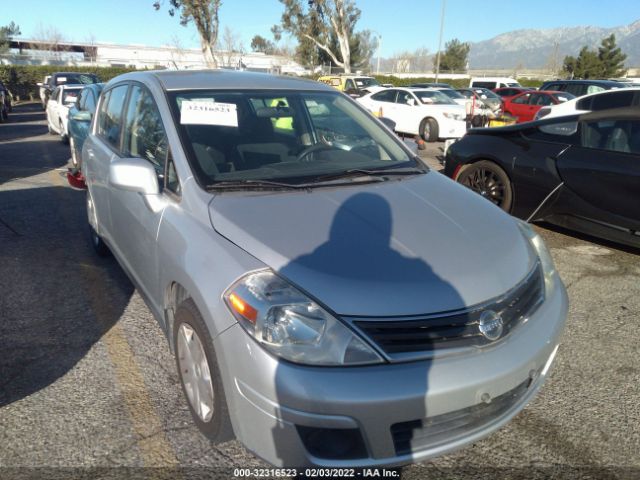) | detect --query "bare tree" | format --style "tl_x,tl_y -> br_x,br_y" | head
33,23 -> 67,58
154,0 -> 221,68
277,0 -> 361,73
220,26 -> 244,68
169,34 -> 187,69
